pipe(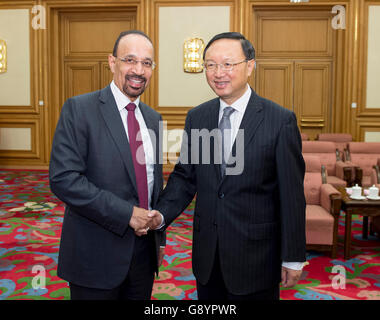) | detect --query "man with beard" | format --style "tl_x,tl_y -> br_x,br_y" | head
49,30 -> 165,300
